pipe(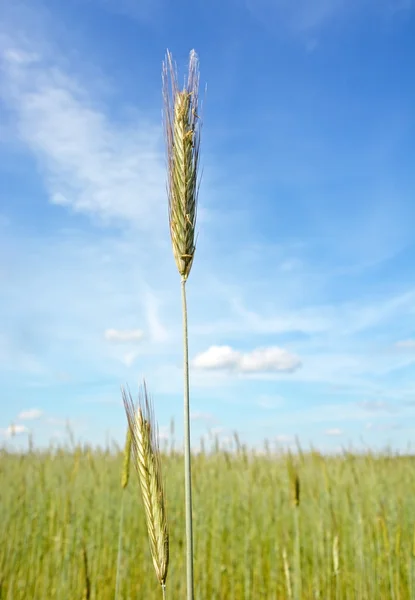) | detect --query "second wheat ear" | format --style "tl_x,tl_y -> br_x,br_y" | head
122,384 -> 169,597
